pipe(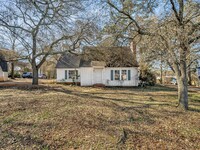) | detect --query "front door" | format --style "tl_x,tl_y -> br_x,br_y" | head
93,68 -> 103,84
